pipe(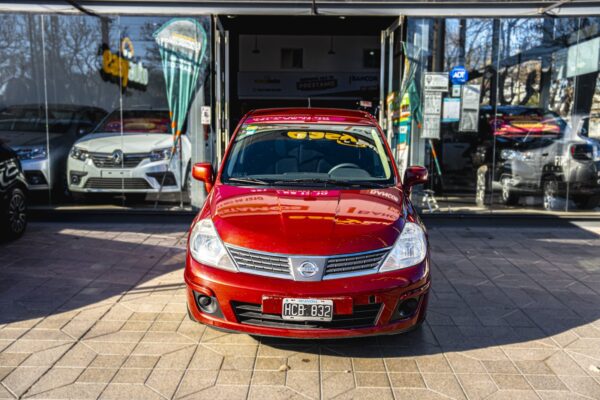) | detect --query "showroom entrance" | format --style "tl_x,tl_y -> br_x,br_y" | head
213,15 -> 404,166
